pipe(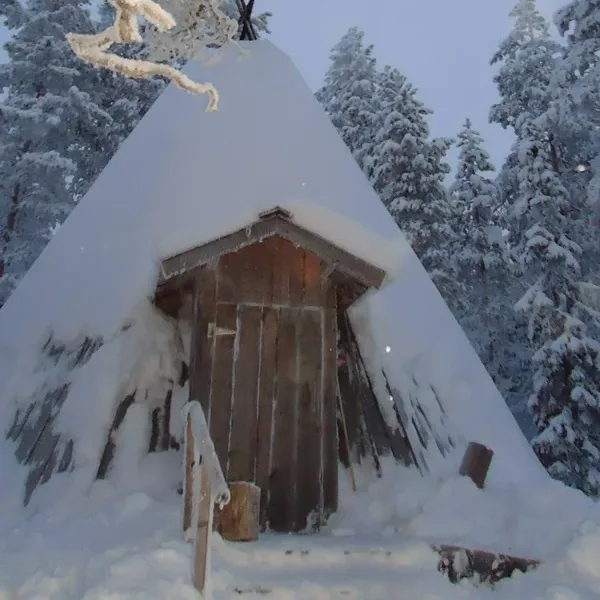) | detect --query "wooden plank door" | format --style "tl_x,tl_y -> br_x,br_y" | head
206,302 -> 327,533
189,240 -> 339,533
